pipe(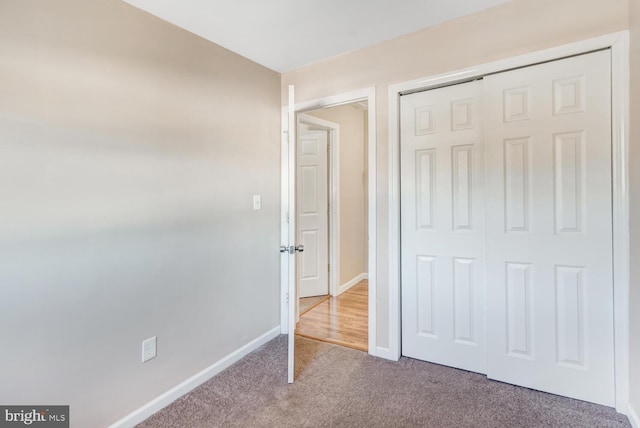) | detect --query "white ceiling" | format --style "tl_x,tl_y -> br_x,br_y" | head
122,0 -> 511,73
